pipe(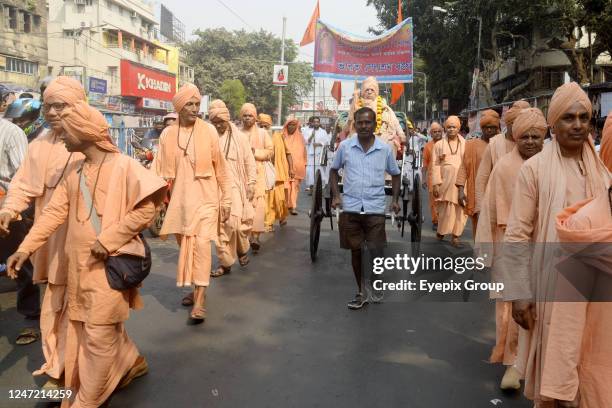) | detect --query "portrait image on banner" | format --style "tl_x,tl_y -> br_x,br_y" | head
313,18 -> 413,83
